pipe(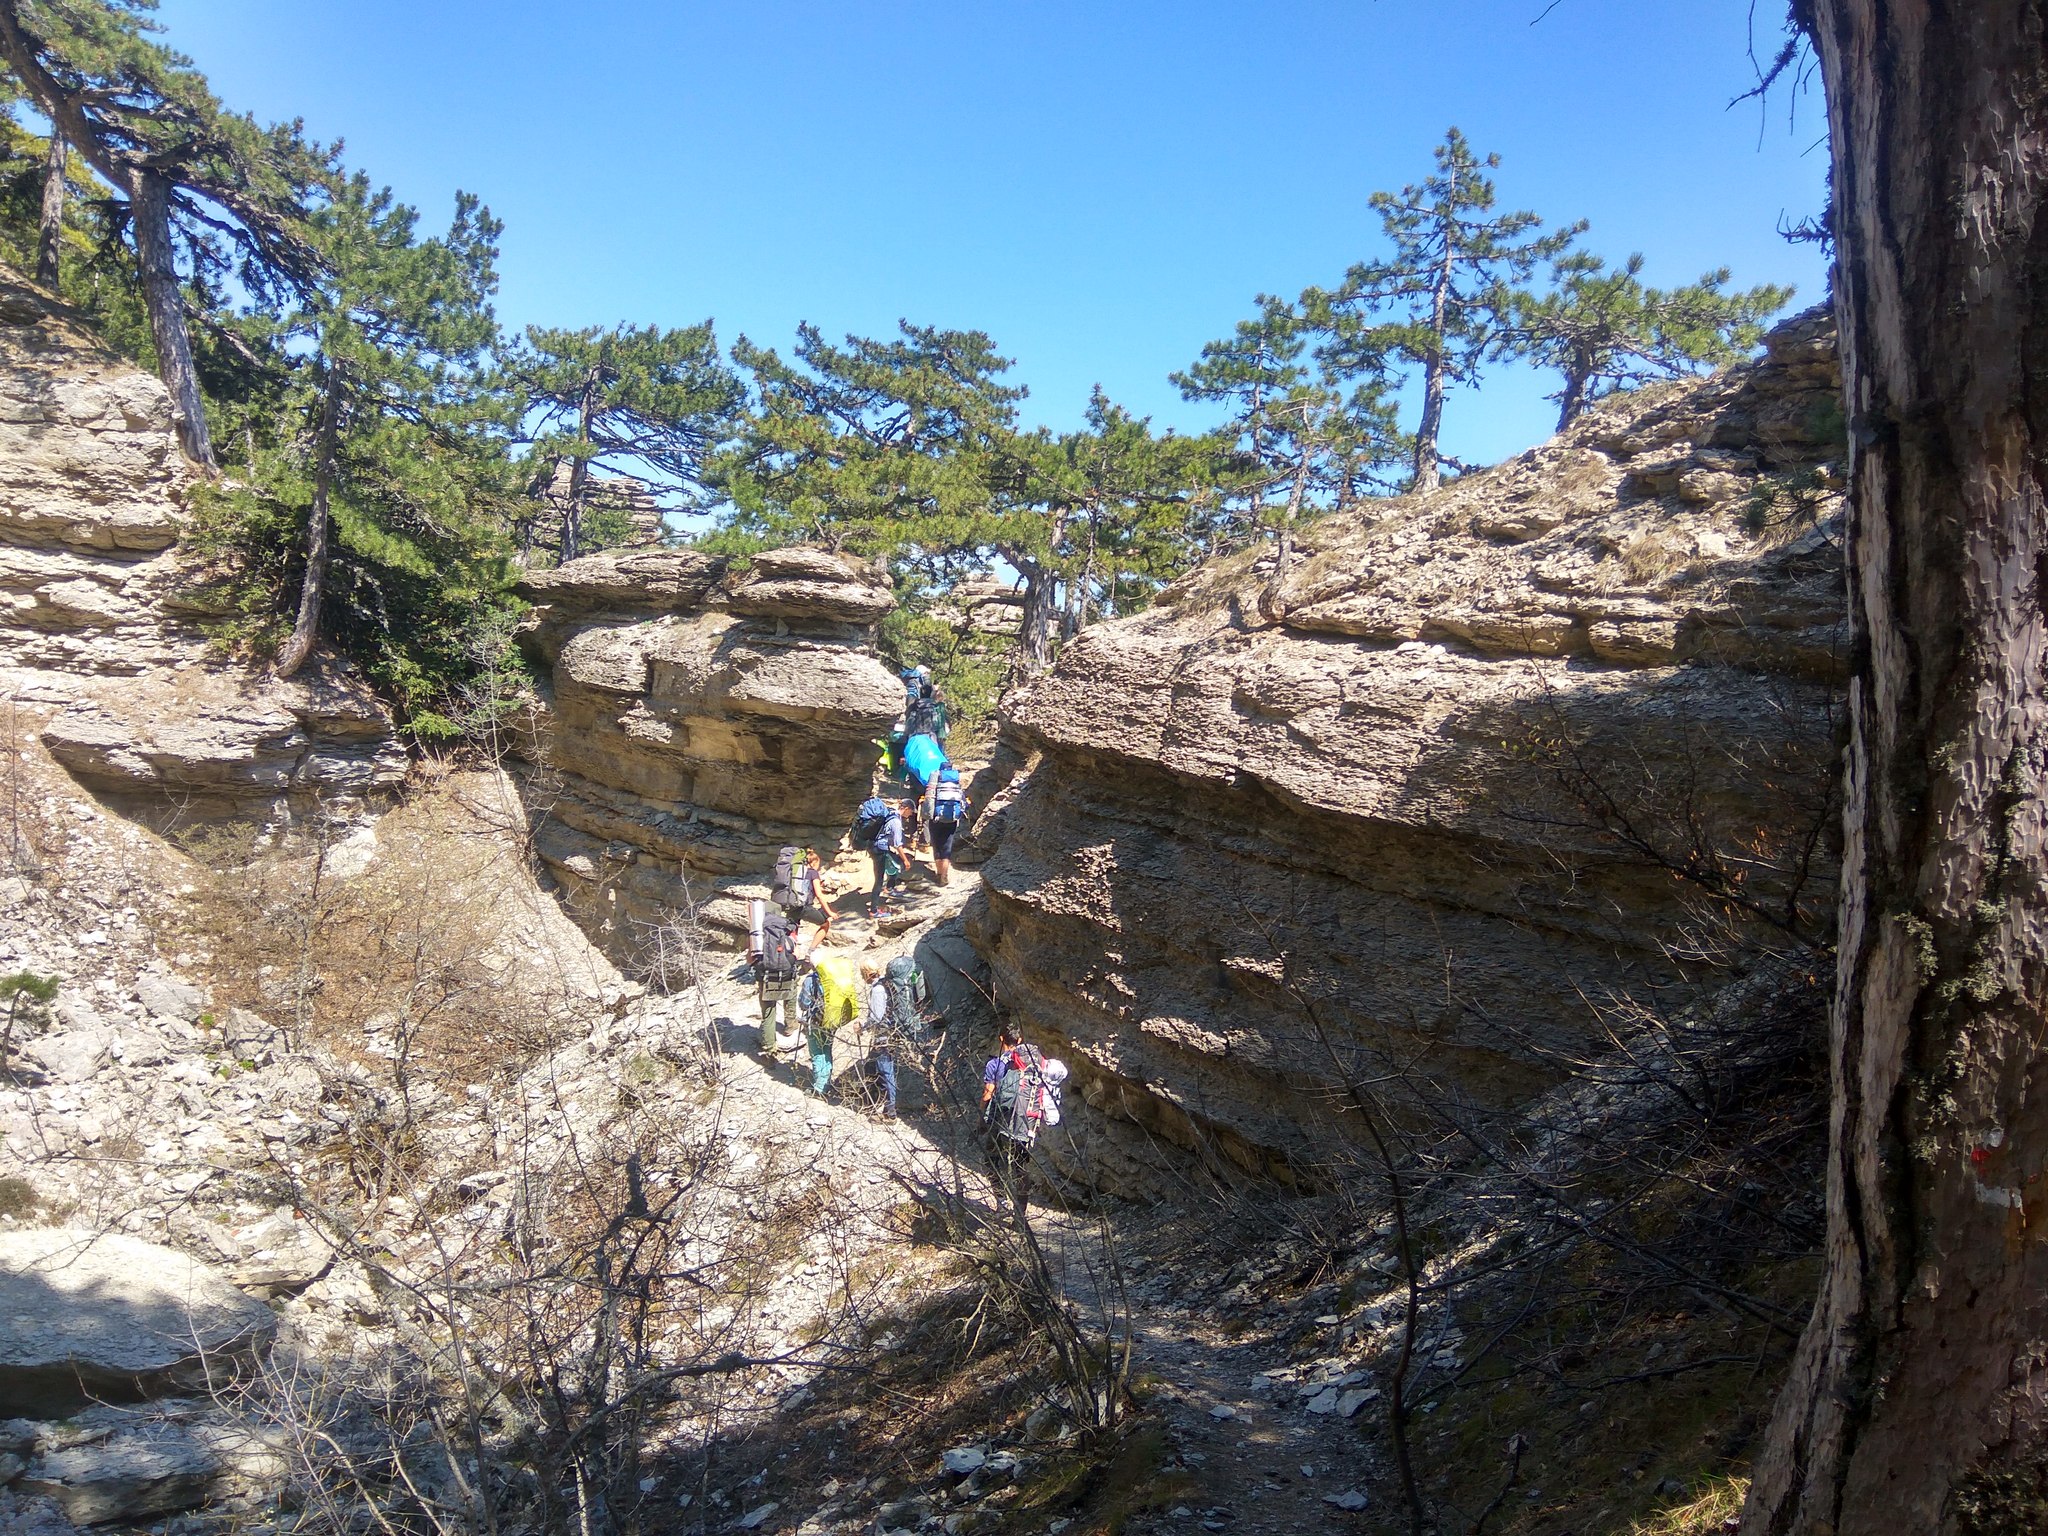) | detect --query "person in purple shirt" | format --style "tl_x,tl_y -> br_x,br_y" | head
868,798 -> 912,918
